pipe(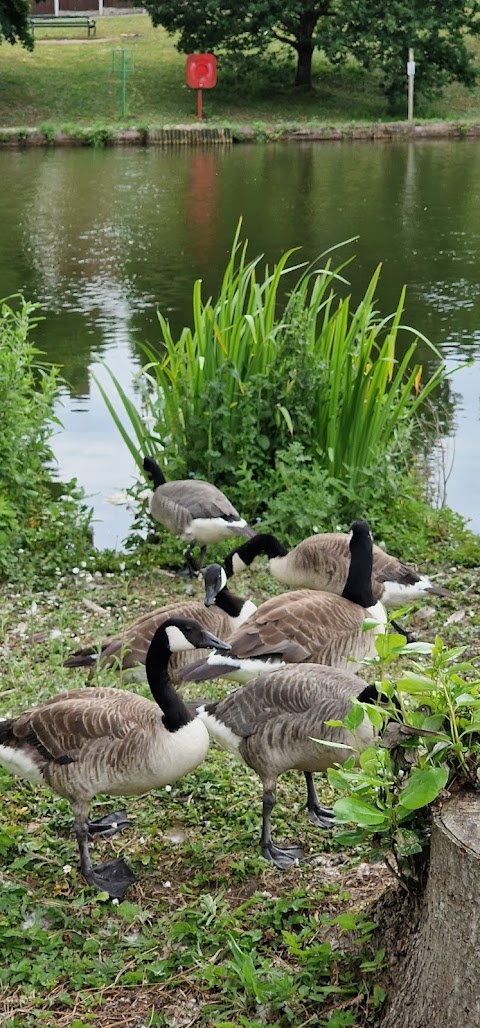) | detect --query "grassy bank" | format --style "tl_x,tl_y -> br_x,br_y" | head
0,14 -> 479,131
0,547 -> 478,1027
